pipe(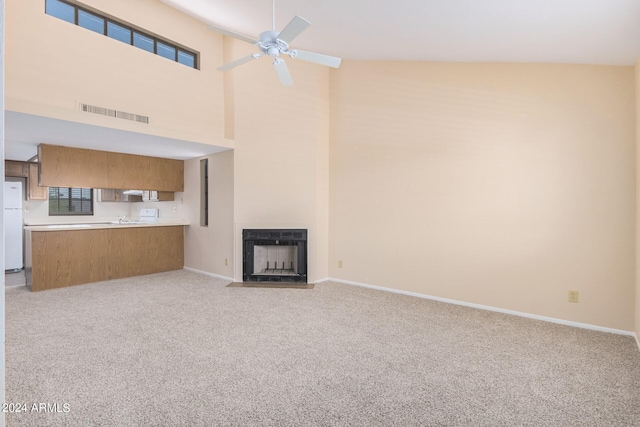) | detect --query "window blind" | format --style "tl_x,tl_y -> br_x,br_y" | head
49,187 -> 94,215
